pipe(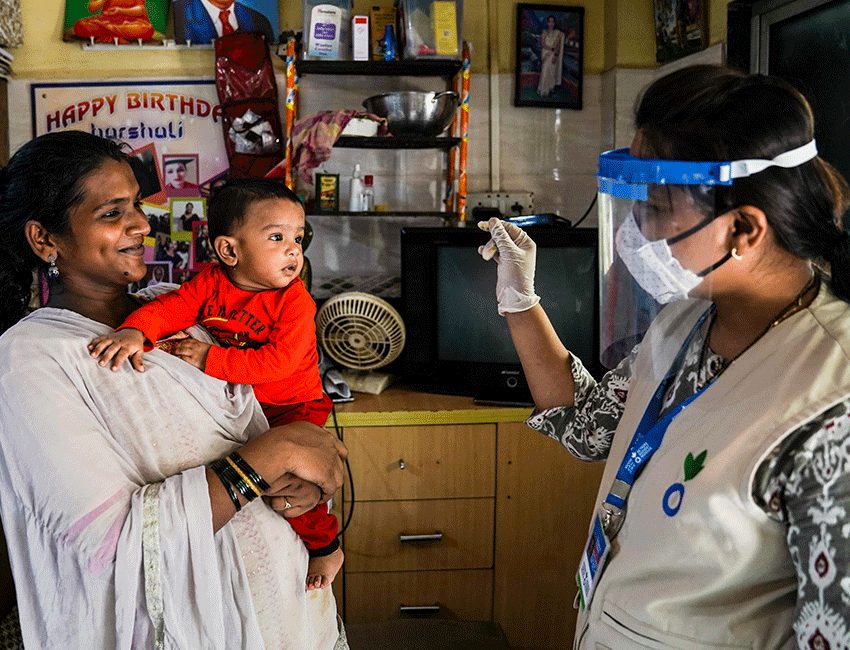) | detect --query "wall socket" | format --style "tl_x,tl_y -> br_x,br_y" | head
467,191 -> 534,217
